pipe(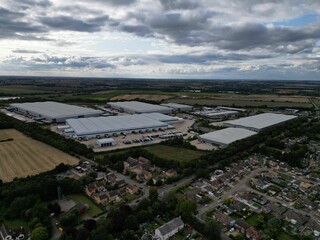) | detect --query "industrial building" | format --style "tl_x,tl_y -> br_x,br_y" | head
194,107 -> 239,119
199,128 -> 257,148
10,101 -> 103,123
107,101 -> 172,114
64,113 -> 179,139
96,138 -> 116,147
160,103 -> 193,111
224,113 -> 297,132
